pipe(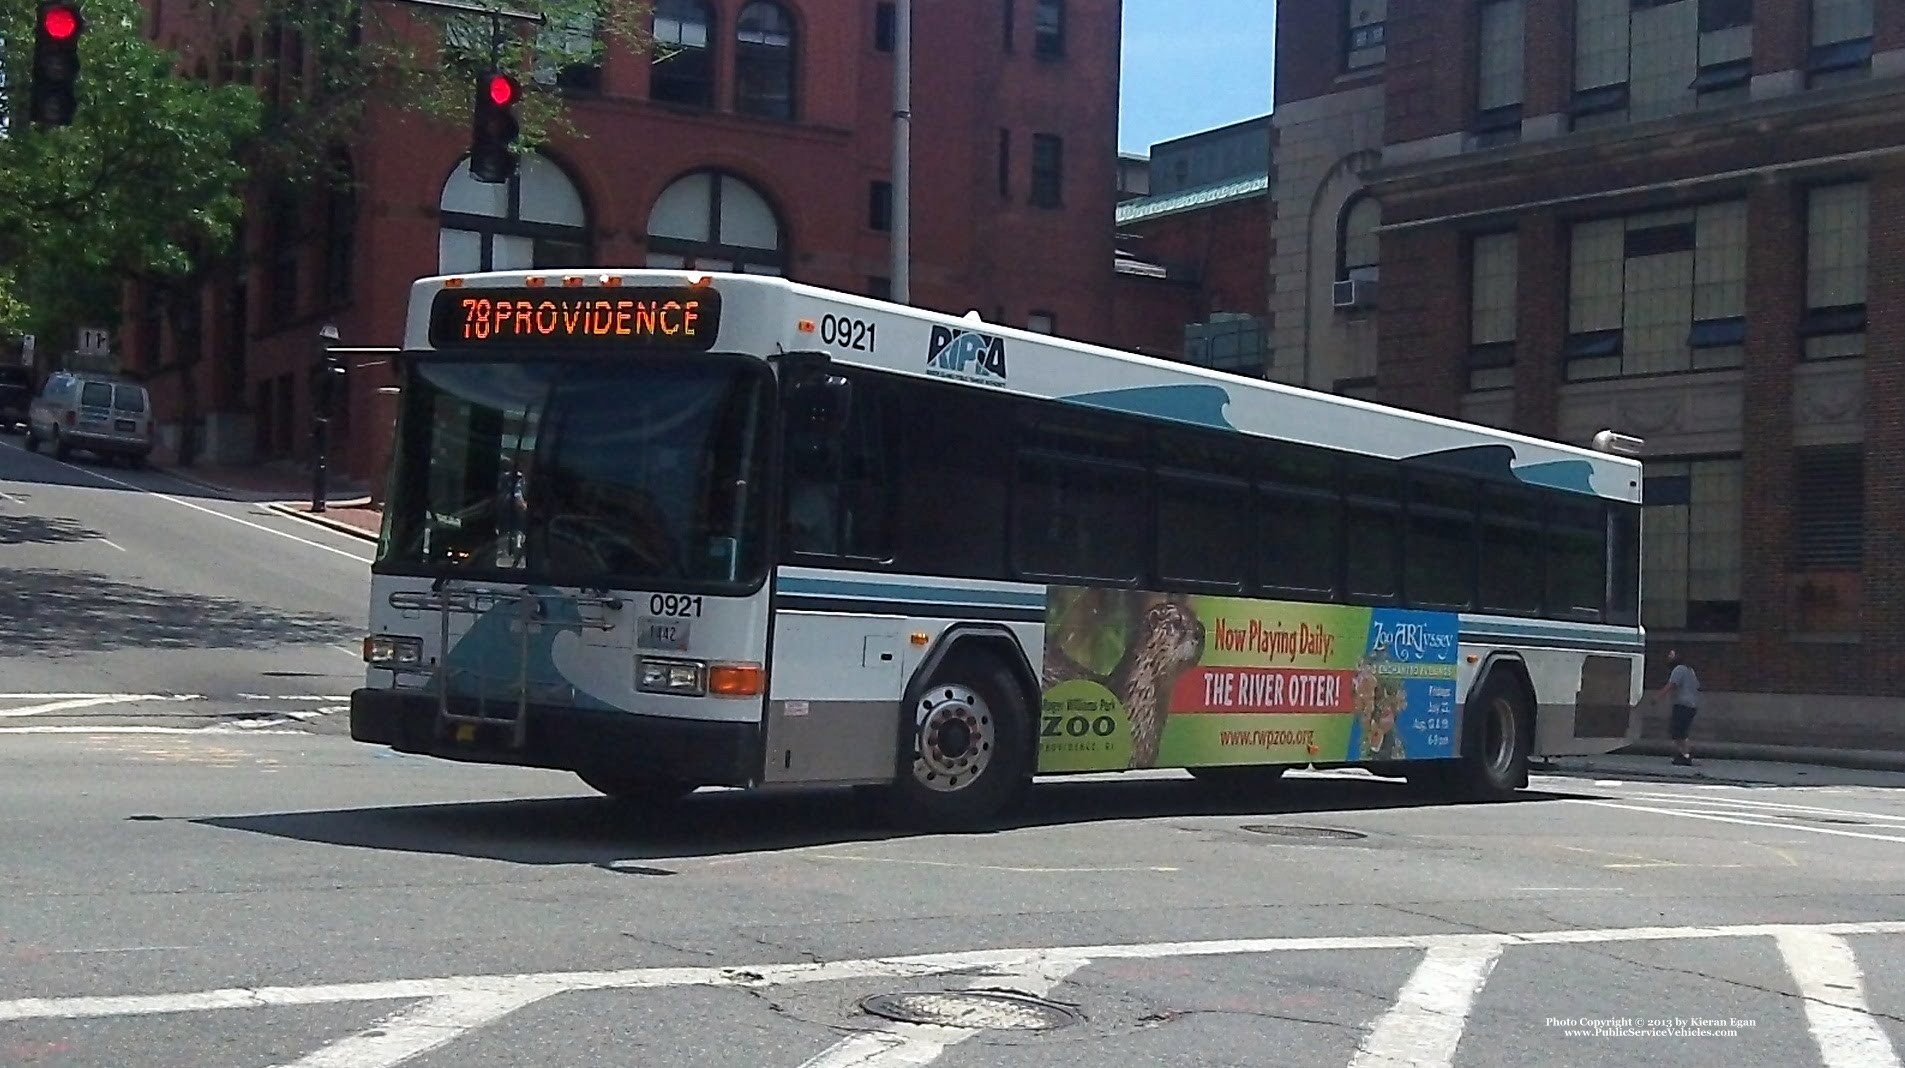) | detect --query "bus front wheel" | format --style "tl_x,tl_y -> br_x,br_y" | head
882,655 -> 1033,831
